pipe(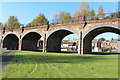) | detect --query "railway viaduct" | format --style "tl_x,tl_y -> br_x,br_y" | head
0,18 -> 120,54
